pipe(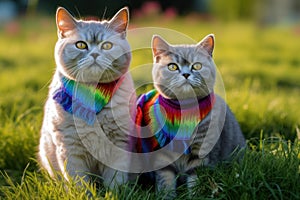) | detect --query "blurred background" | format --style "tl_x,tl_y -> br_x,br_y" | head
0,0 -> 299,171
1,0 -> 300,24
